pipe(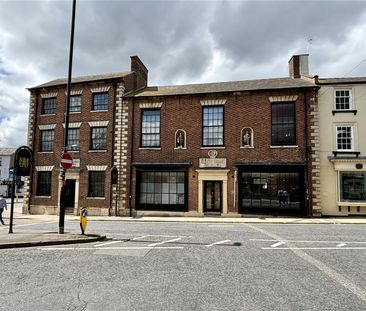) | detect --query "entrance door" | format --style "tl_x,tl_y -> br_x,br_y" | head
63,179 -> 75,214
204,181 -> 222,213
